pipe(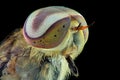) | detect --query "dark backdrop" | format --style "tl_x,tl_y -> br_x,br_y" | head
0,0 -> 97,80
